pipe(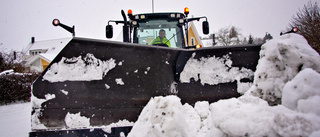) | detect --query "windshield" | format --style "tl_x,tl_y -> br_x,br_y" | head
136,20 -> 184,48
